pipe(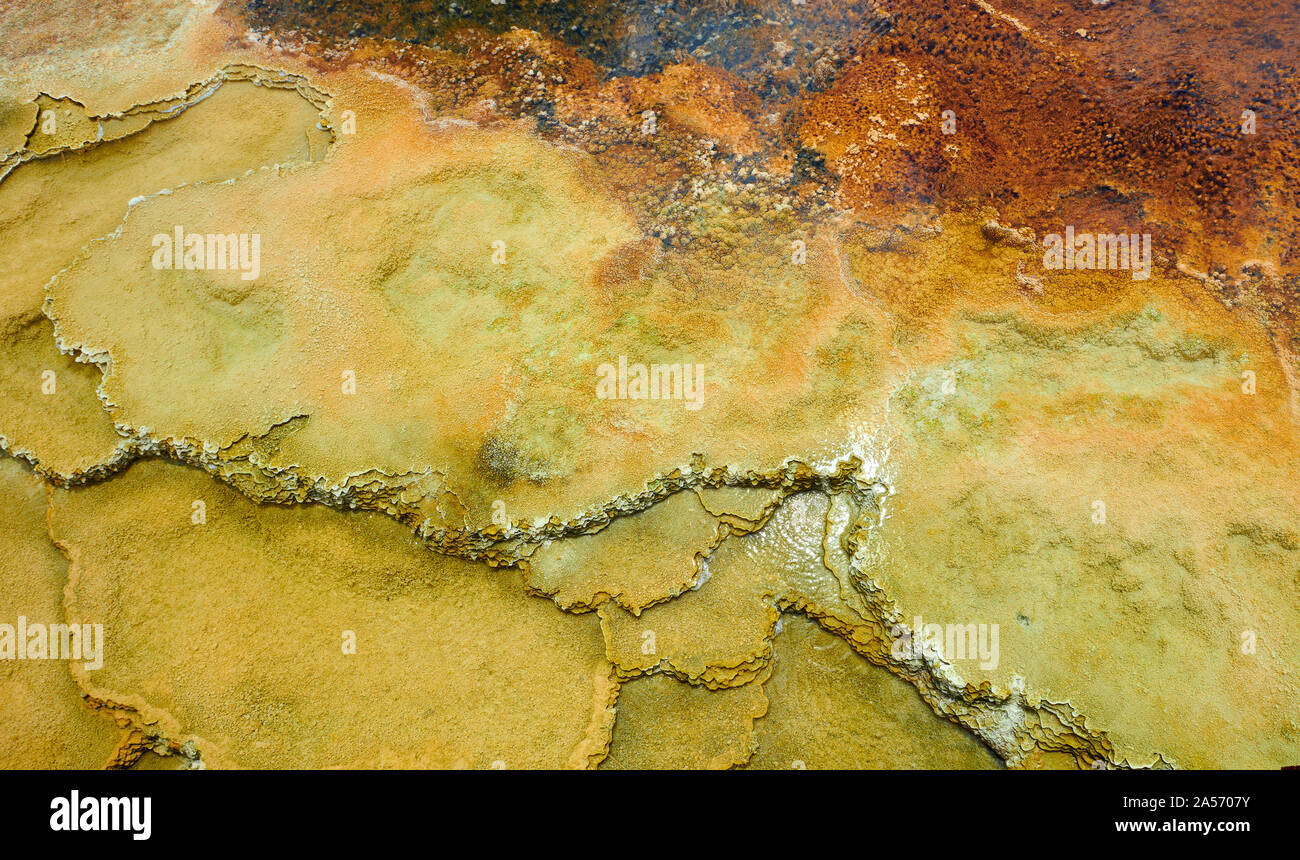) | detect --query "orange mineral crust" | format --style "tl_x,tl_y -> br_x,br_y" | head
0,0 -> 1297,770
